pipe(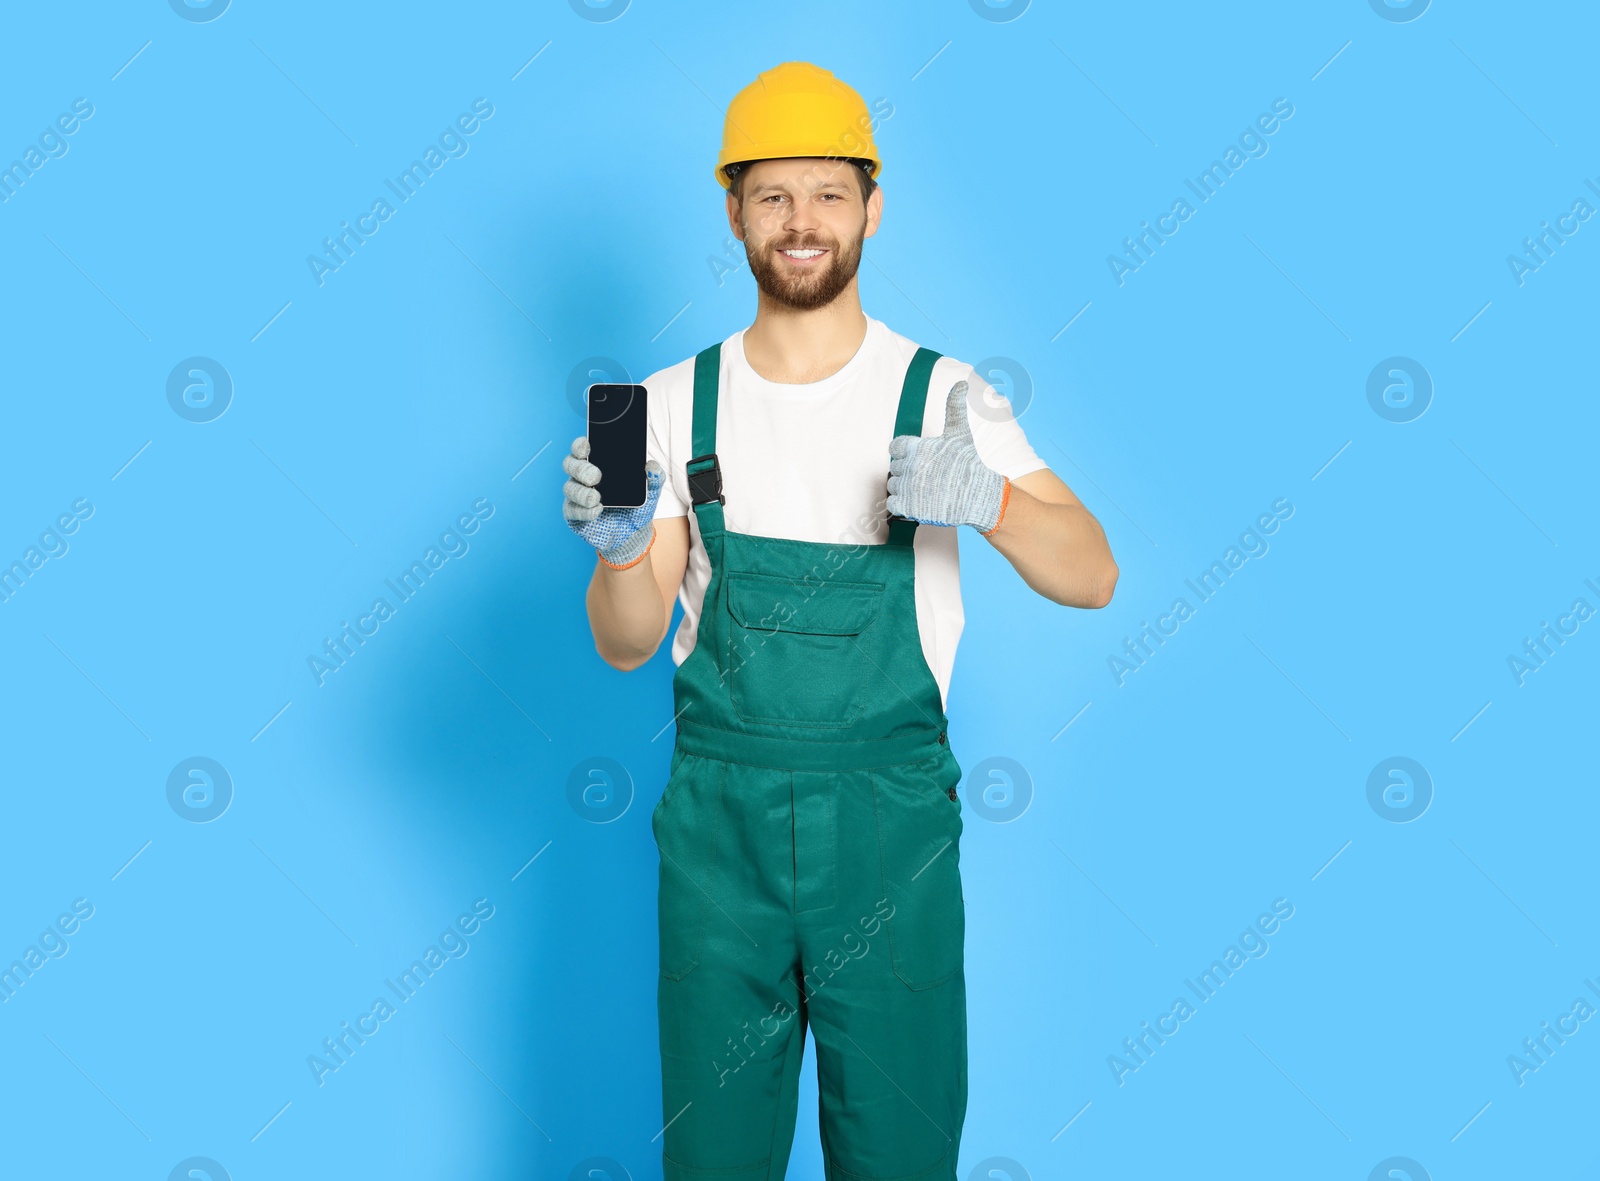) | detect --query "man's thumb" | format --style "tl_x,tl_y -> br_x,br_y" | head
943,380 -> 972,438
